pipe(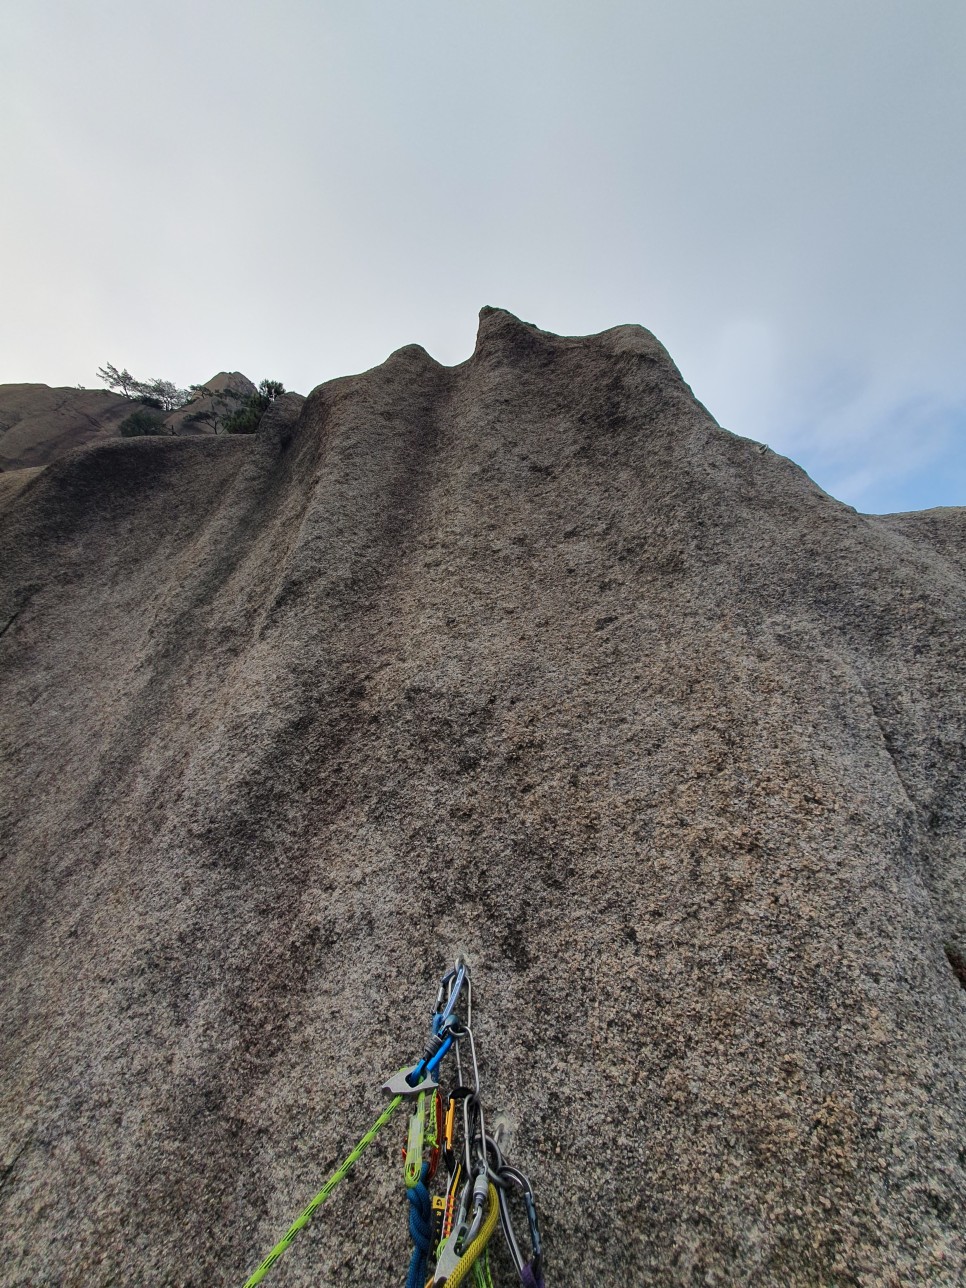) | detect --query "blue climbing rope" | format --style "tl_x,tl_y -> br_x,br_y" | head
406,1161 -> 433,1288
